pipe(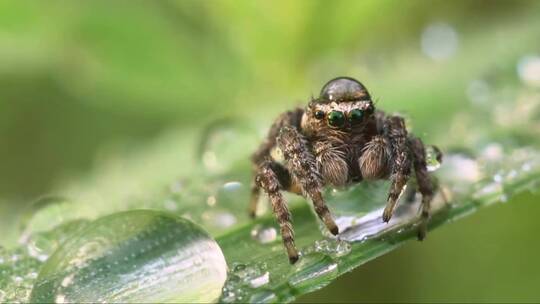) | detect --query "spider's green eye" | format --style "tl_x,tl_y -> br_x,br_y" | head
349,109 -> 363,122
314,110 -> 325,120
328,111 -> 345,127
